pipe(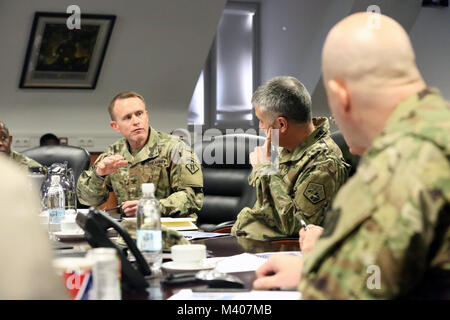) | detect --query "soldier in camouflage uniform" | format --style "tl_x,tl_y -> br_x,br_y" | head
253,13 -> 450,299
76,91 -> 203,247
231,76 -> 349,241
0,121 -> 44,171
77,91 -> 203,218
299,87 -> 450,299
